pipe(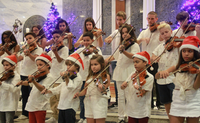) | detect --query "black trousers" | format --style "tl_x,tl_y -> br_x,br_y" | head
147,63 -> 161,108
20,75 -> 32,117
58,109 -> 76,123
